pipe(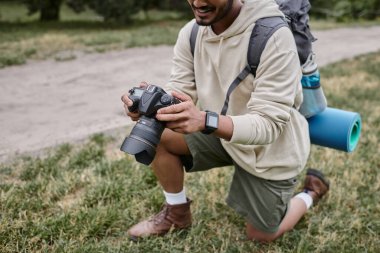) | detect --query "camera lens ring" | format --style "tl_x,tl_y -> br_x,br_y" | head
128,134 -> 156,150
